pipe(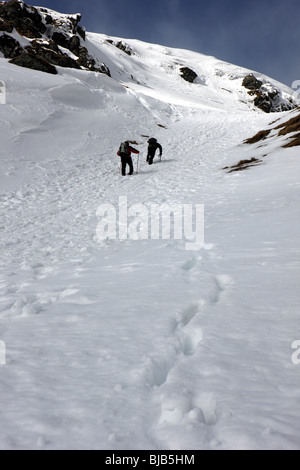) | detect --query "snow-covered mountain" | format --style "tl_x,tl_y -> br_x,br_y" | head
0,0 -> 297,113
0,2 -> 300,450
